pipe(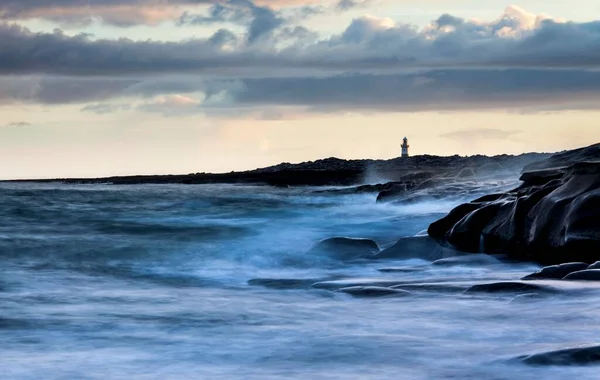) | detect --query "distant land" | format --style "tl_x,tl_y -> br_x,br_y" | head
7,152 -> 555,187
